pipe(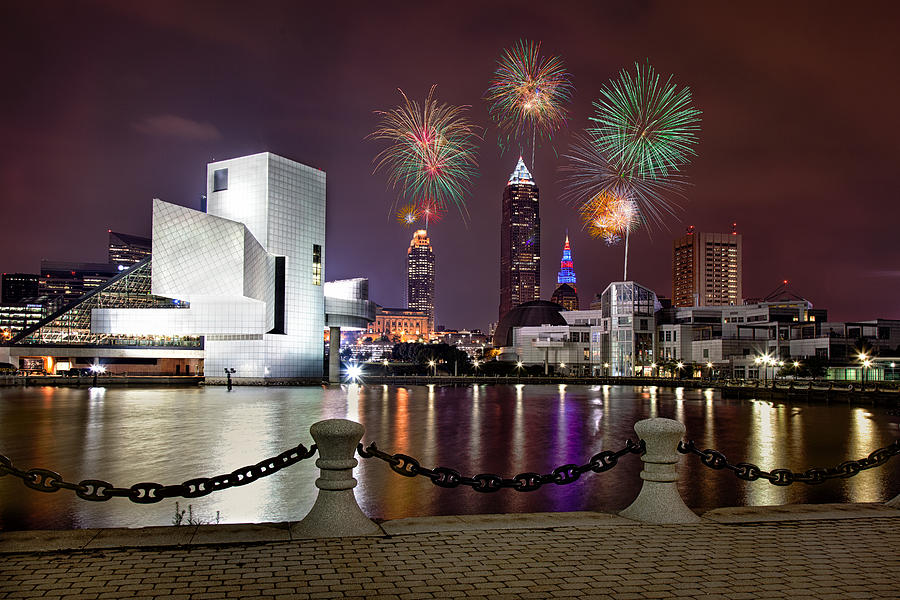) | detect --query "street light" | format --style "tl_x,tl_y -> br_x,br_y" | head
891,362 -> 896,382
706,361 -> 713,381
516,361 -> 524,377
650,362 -> 657,378
346,363 -> 363,382
857,352 -> 869,389
428,359 -> 436,377
676,361 -> 684,379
